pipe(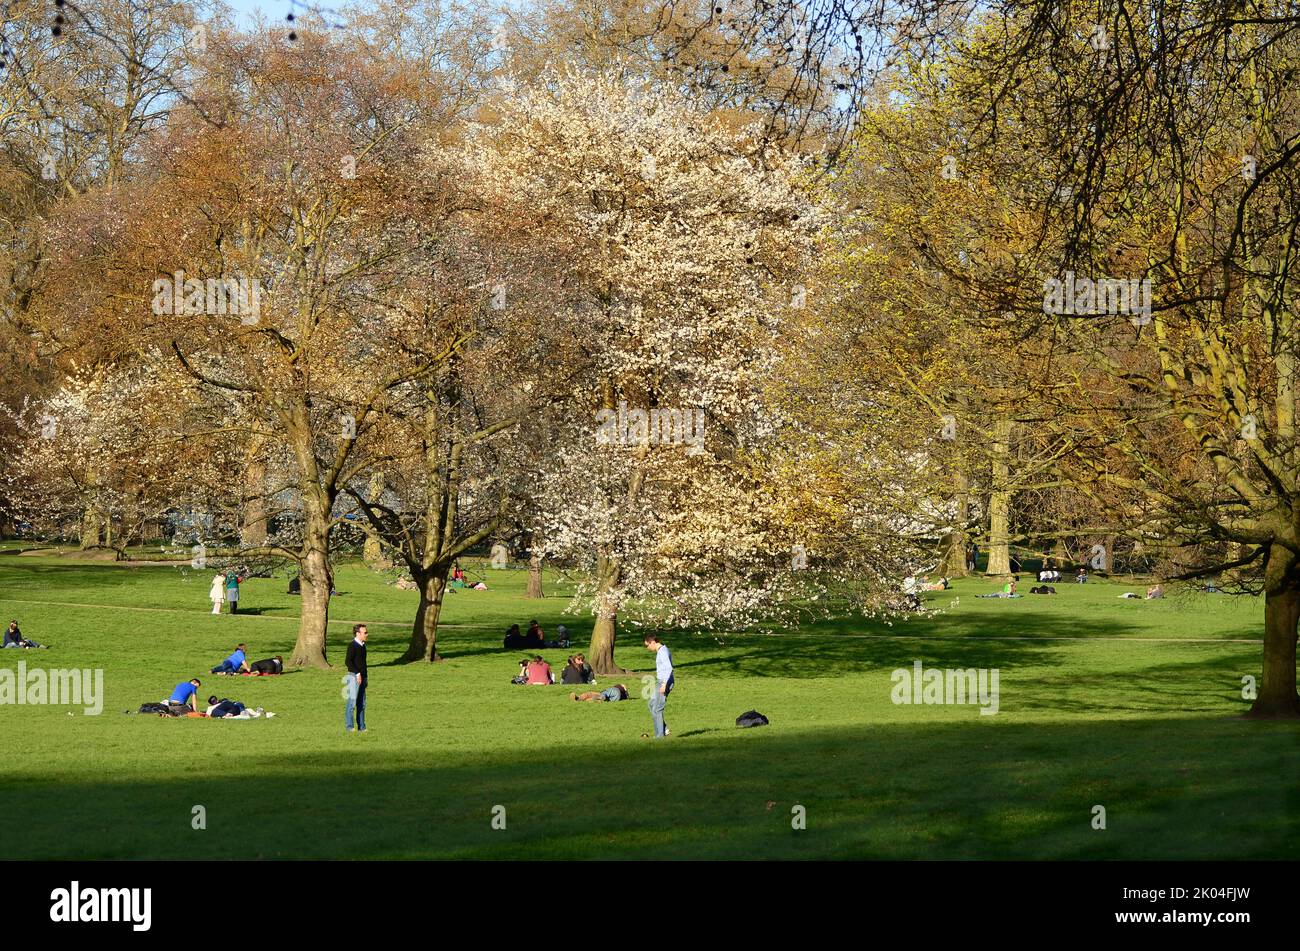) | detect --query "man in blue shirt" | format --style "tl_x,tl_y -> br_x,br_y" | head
164,678 -> 202,713
210,643 -> 249,675
643,633 -> 675,739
